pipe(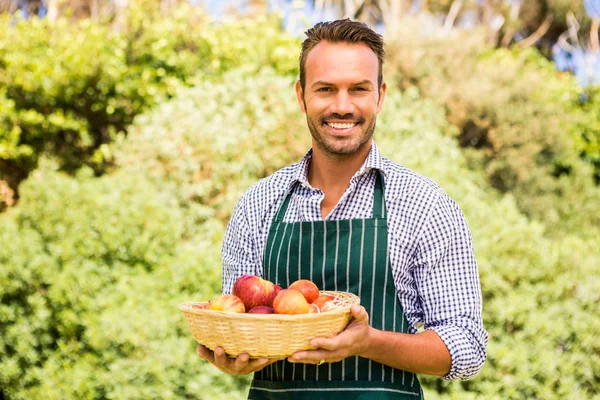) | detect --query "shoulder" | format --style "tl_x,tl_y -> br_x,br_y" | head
381,158 -> 466,231
381,158 -> 446,205
235,162 -> 300,220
